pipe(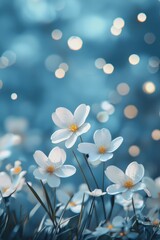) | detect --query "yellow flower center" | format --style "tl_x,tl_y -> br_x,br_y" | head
46,165 -> 55,174
153,219 -> 160,226
2,187 -> 9,193
69,201 -> 77,207
123,179 -> 134,189
69,124 -> 78,132
107,224 -> 113,230
13,166 -> 22,174
98,146 -> 106,154
119,232 -> 126,237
